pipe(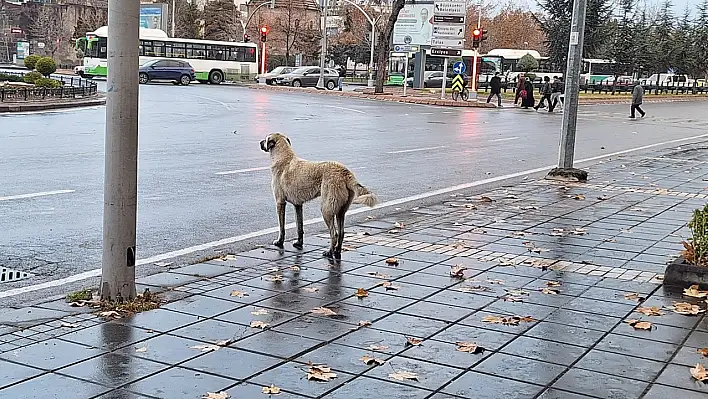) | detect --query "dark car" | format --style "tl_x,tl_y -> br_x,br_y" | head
139,59 -> 196,86
274,67 -> 340,90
